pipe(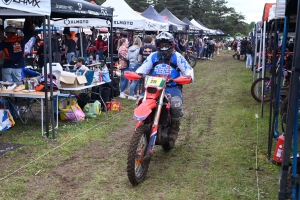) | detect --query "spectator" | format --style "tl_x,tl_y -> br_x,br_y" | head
64,33 -> 76,63
0,19 -> 35,82
0,25 -> 6,81
117,38 -> 129,98
178,35 -> 188,56
240,37 -> 248,60
51,33 -> 61,63
246,42 -> 253,68
95,35 -> 107,61
127,37 -> 142,100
